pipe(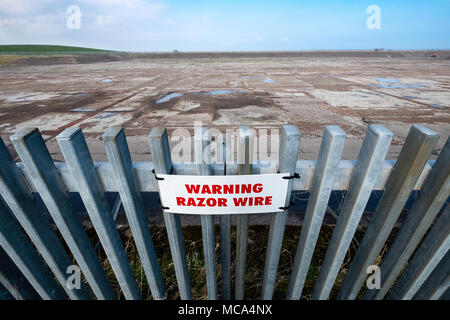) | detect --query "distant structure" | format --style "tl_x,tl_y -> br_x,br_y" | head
374,48 -> 384,52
